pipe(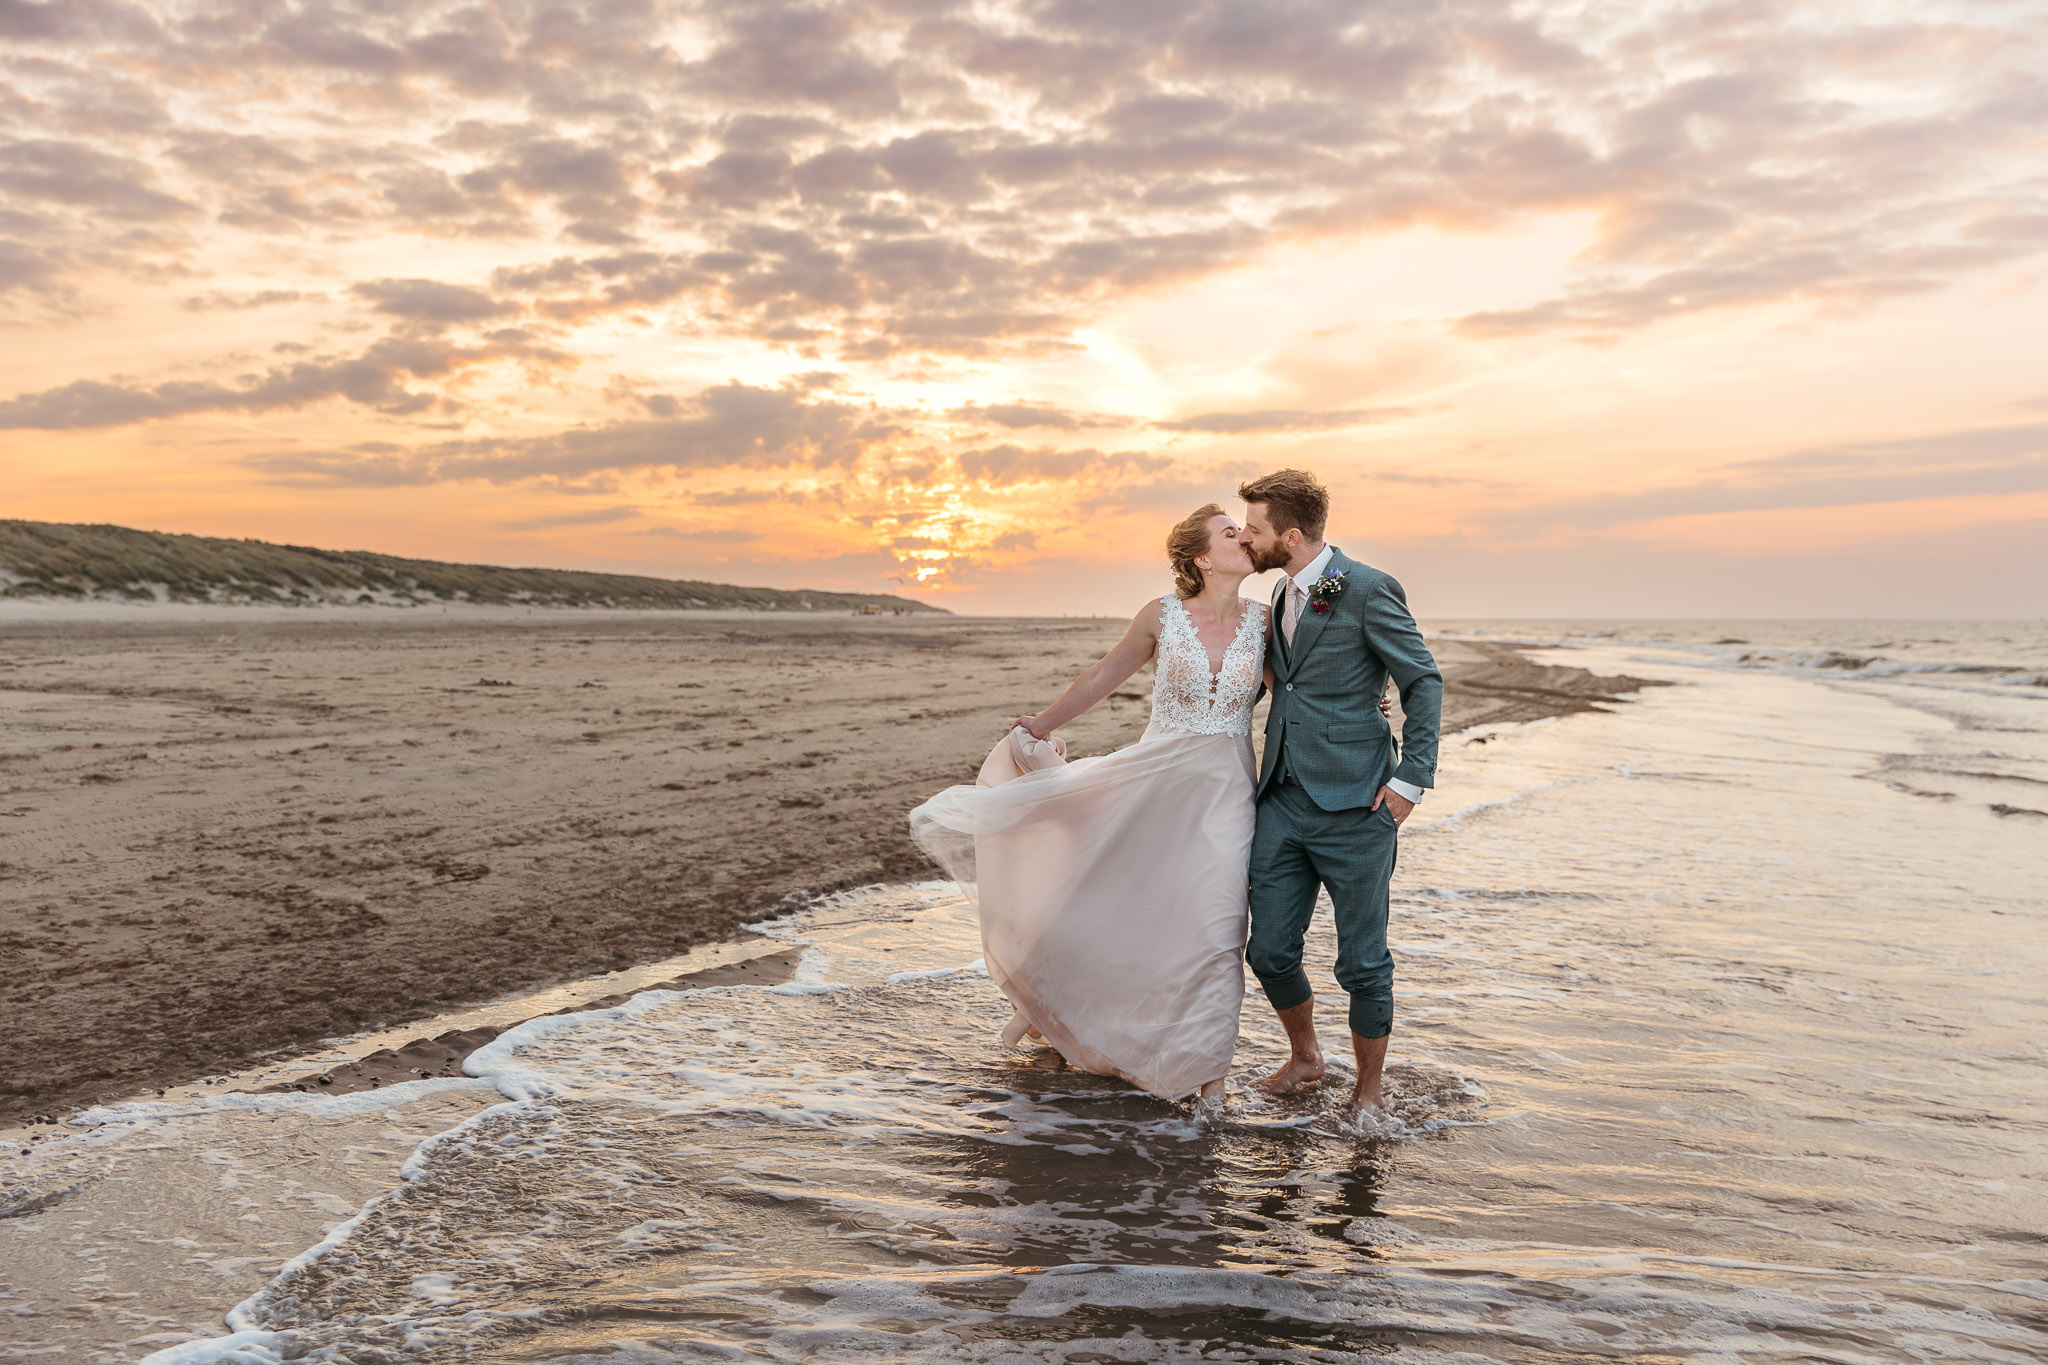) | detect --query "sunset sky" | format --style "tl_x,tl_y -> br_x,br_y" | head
3,0 -> 2045,617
